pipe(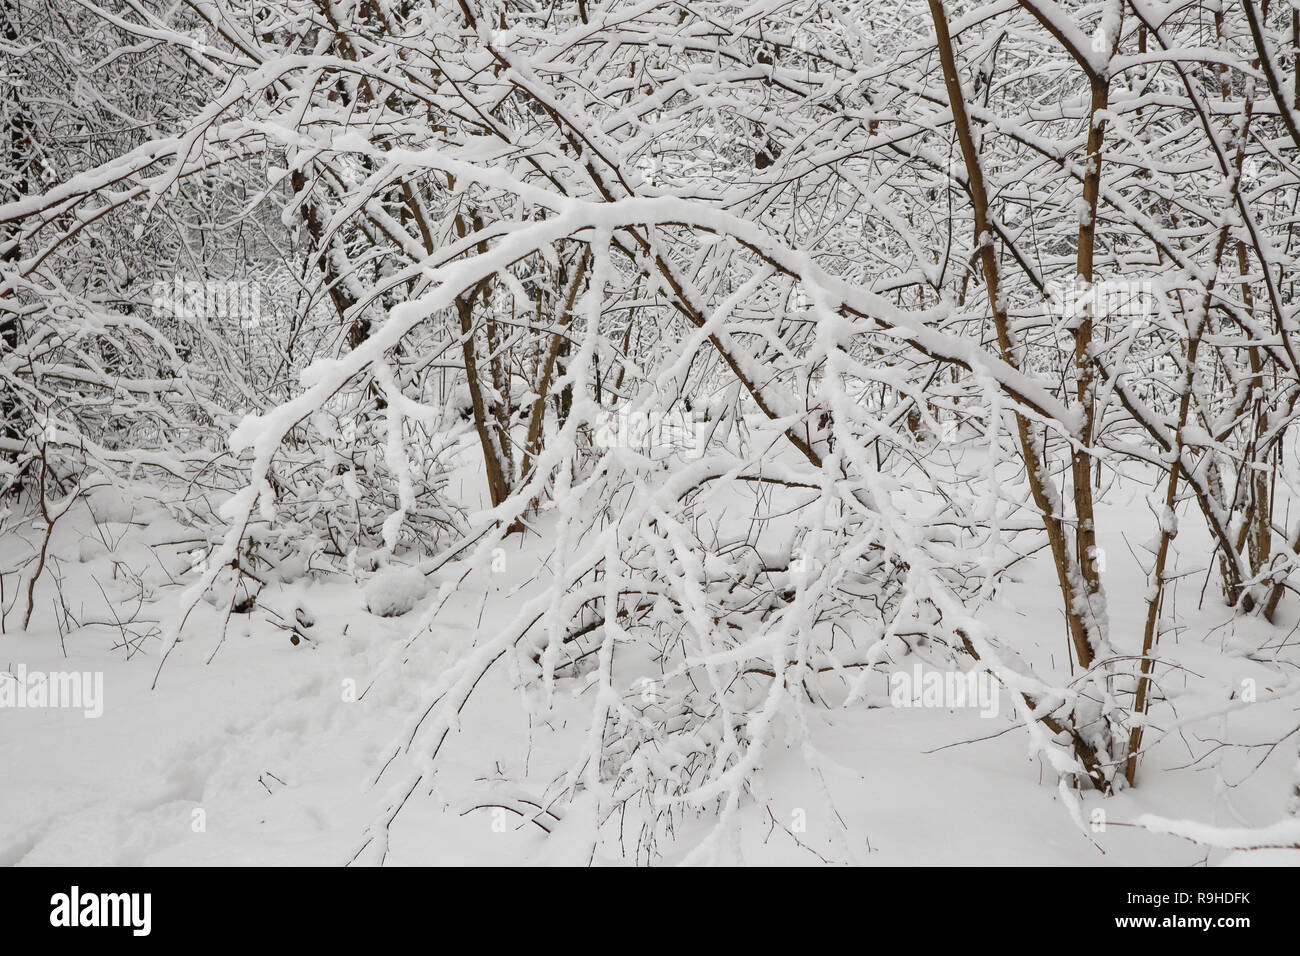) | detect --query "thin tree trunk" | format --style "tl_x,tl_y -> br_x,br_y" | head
929,0 -> 1105,673
929,0 -> 1113,787
521,246 -> 591,485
